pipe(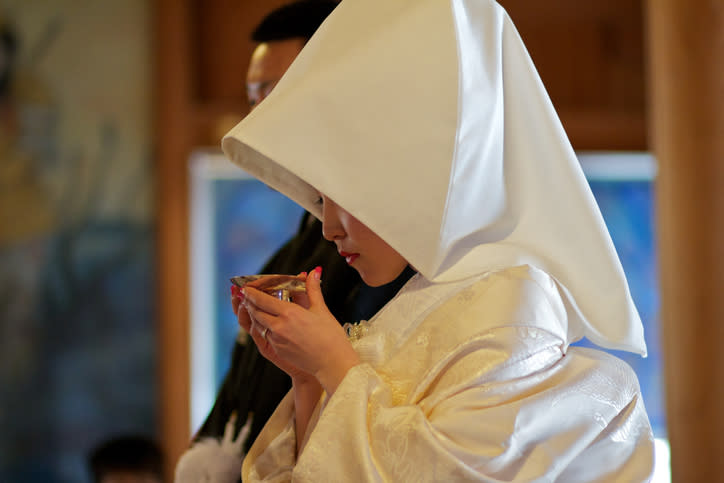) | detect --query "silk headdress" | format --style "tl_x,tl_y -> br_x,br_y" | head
222,0 -> 647,355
